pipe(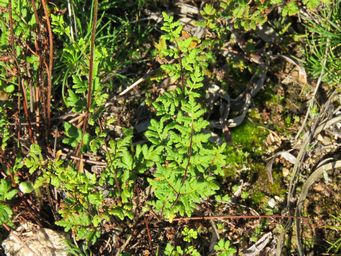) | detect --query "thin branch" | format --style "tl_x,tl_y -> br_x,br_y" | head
118,69 -> 153,96
20,79 -> 35,143
115,234 -> 133,256
76,0 -> 98,170
41,0 -> 53,129
172,214 -> 310,223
